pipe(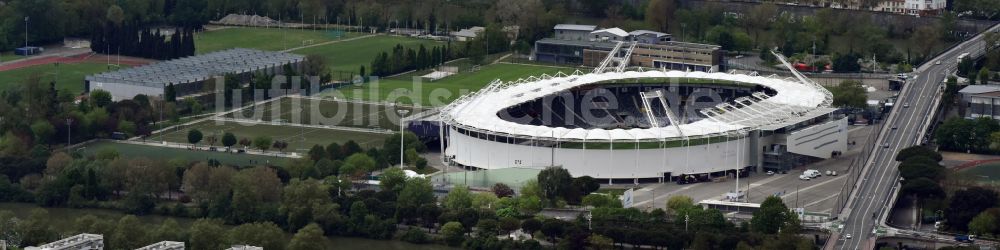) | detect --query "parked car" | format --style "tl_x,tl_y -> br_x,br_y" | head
799,175 -> 811,180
